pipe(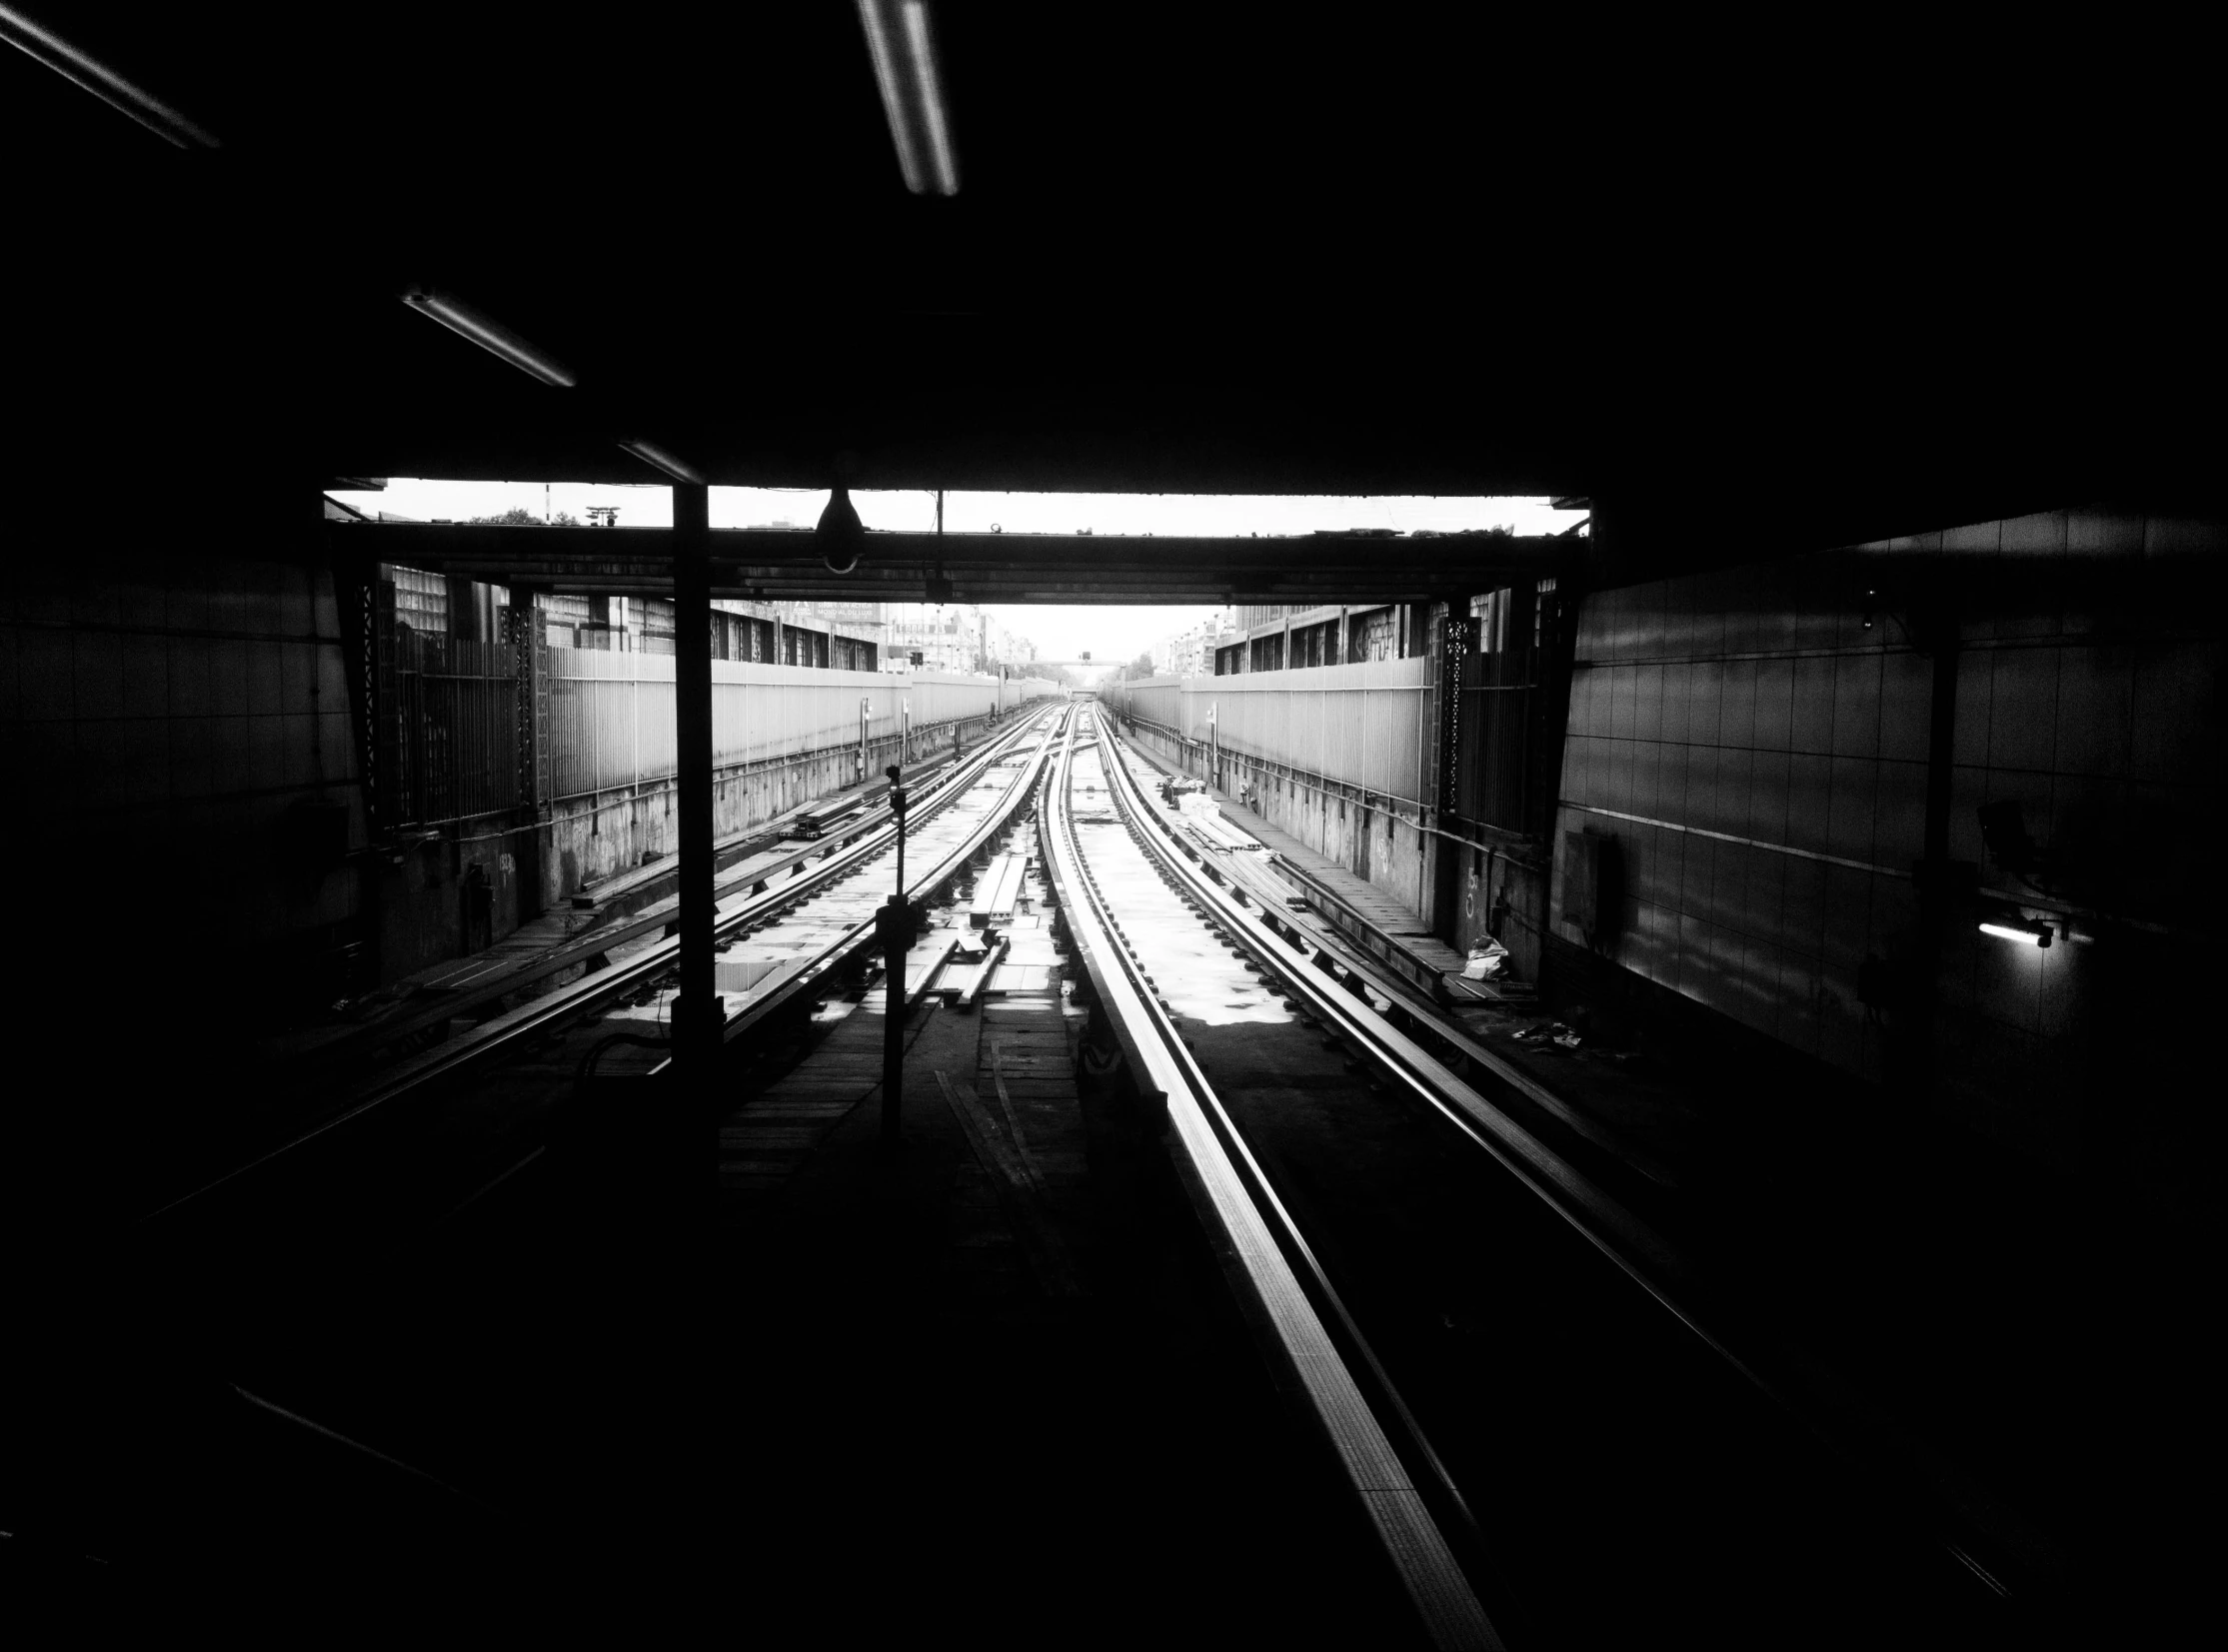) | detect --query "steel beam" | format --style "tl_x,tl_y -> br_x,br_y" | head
319,521 -> 1561,604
